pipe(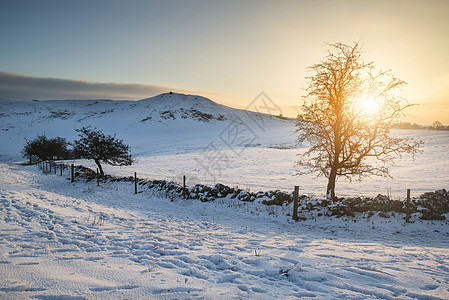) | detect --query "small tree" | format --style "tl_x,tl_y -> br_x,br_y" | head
431,121 -> 443,130
22,135 -> 71,163
73,127 -> 133,175
297,42 -> 422,200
